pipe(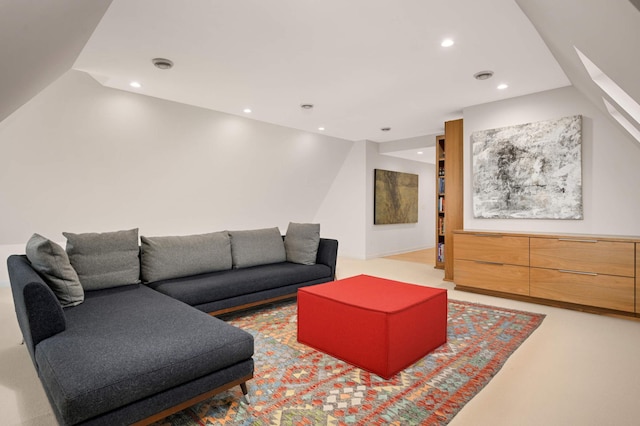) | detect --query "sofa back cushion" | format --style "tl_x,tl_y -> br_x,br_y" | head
140,231 -> 232,283
284,222 -> 320,265
63,229 -> 141,291
229,227 -> 286,269
25,233 -> 84,307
